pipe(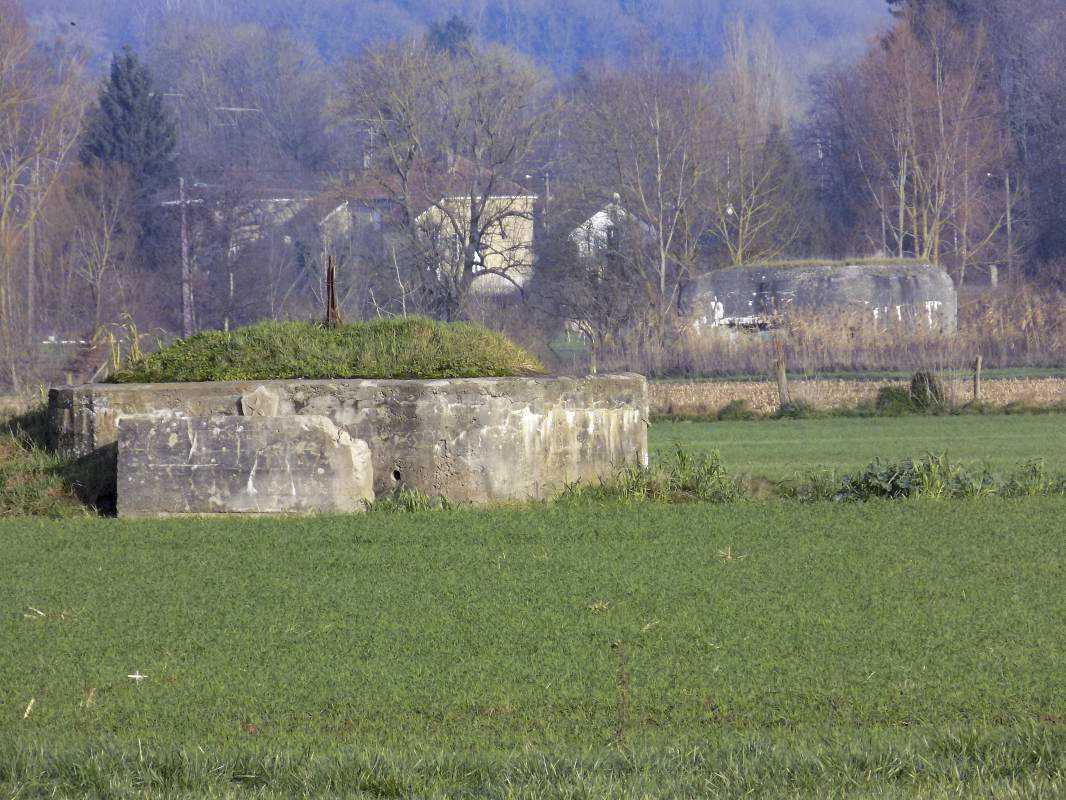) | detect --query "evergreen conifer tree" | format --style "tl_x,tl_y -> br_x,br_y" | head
428,15 -> 474,56
81,46 -> 177,201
